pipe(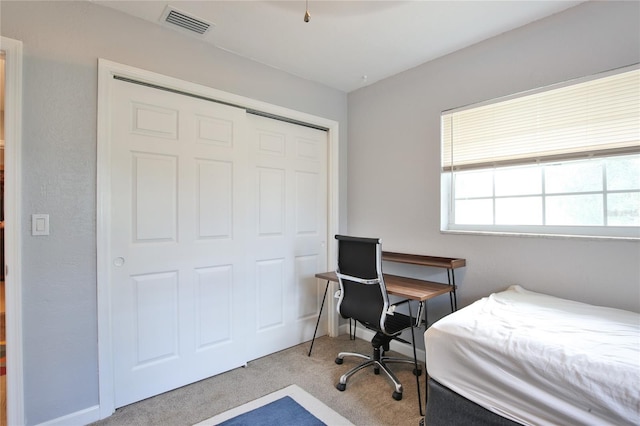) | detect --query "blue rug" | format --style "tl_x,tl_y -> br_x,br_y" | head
218,395 -> 324,426
194,385 -> 353,426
